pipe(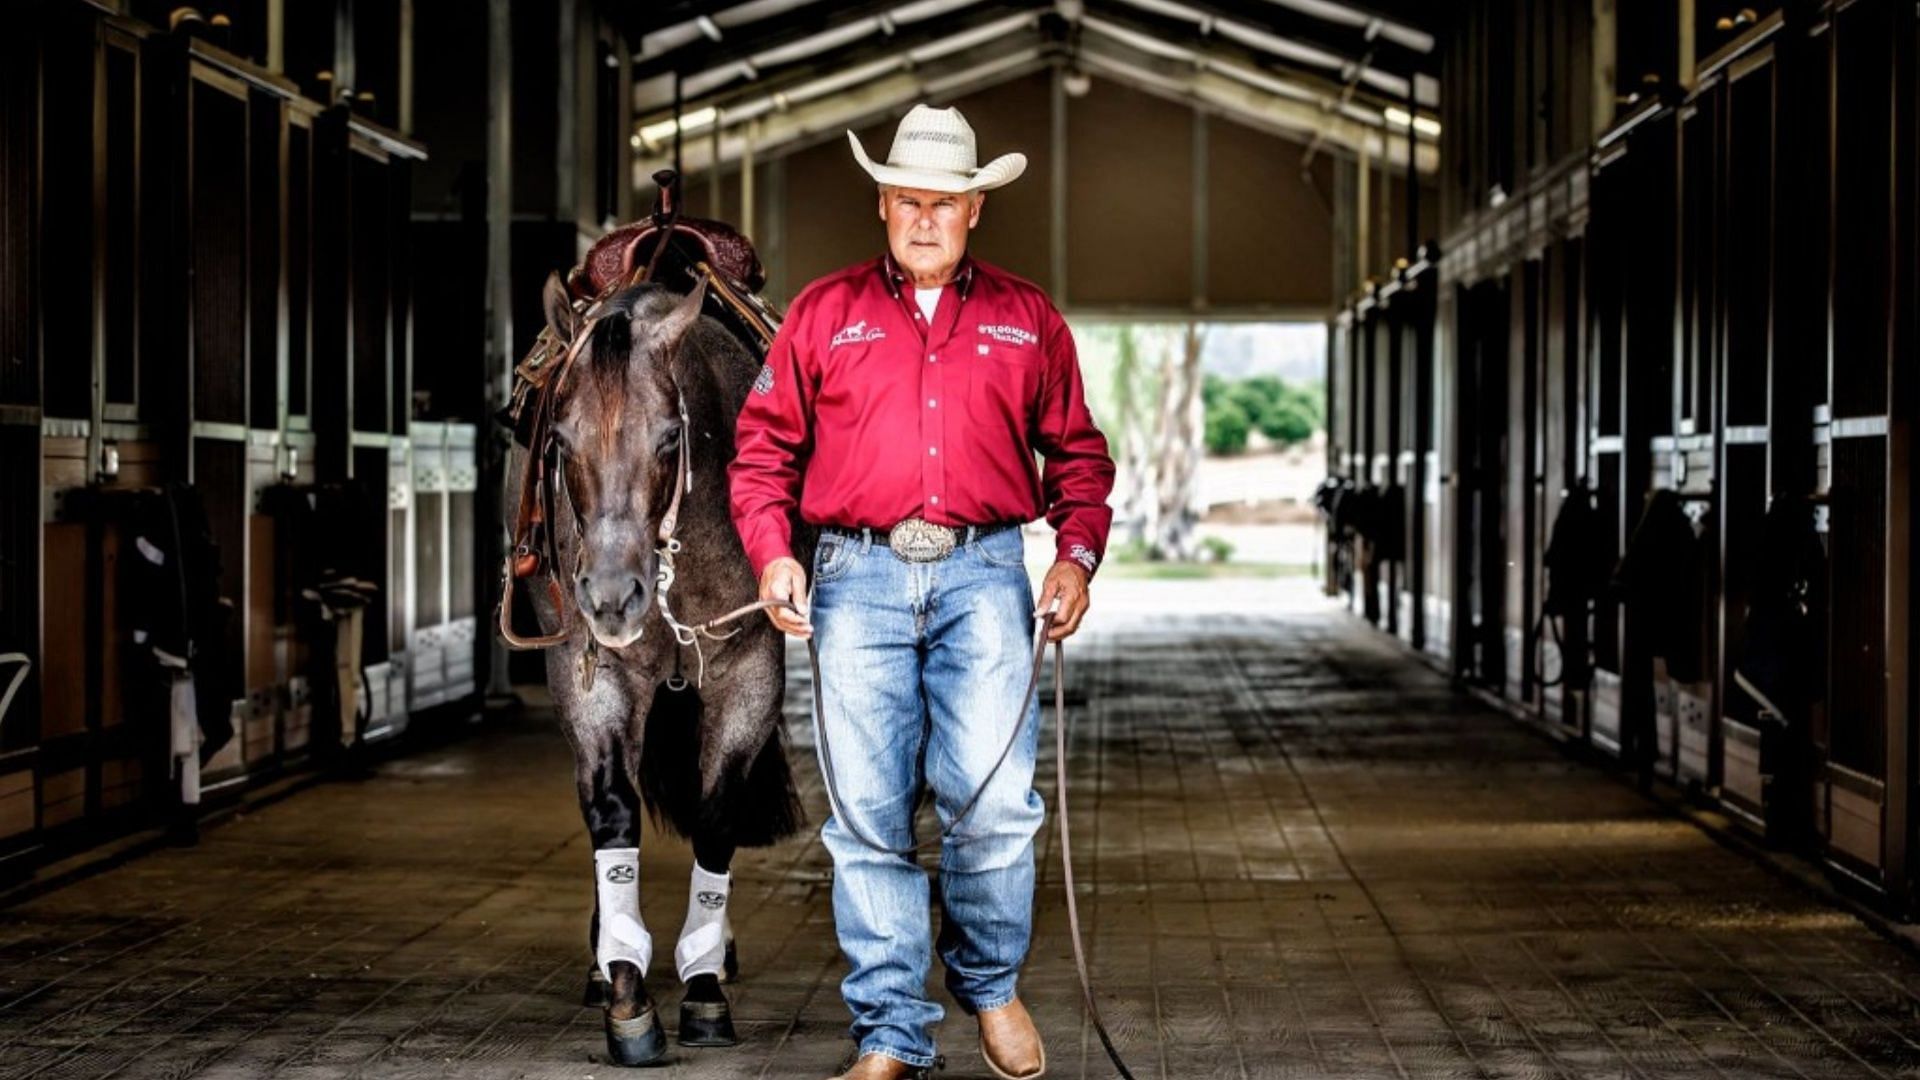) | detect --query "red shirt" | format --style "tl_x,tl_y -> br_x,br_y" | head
728,253 -> 1116,580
